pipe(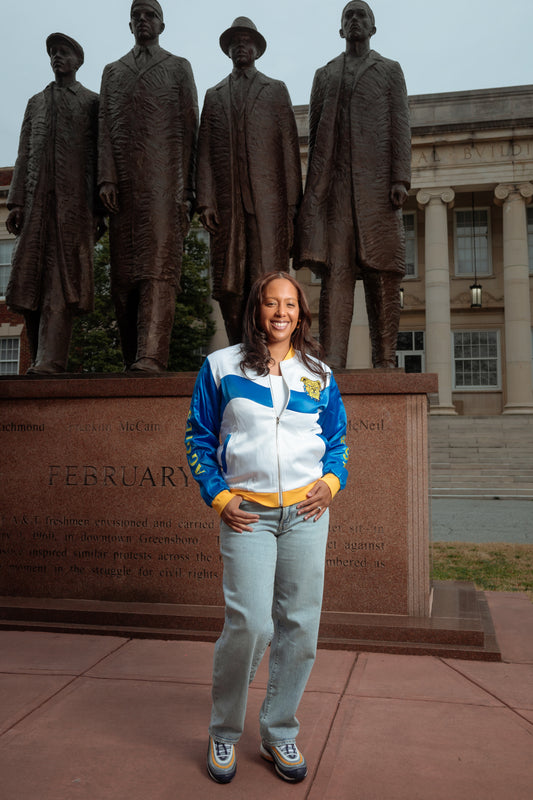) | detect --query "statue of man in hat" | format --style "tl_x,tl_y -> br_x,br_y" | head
98,0 -> 198,372
5,33 -> 102,374
197,17 -> 302,344
295,1 -> 411,369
